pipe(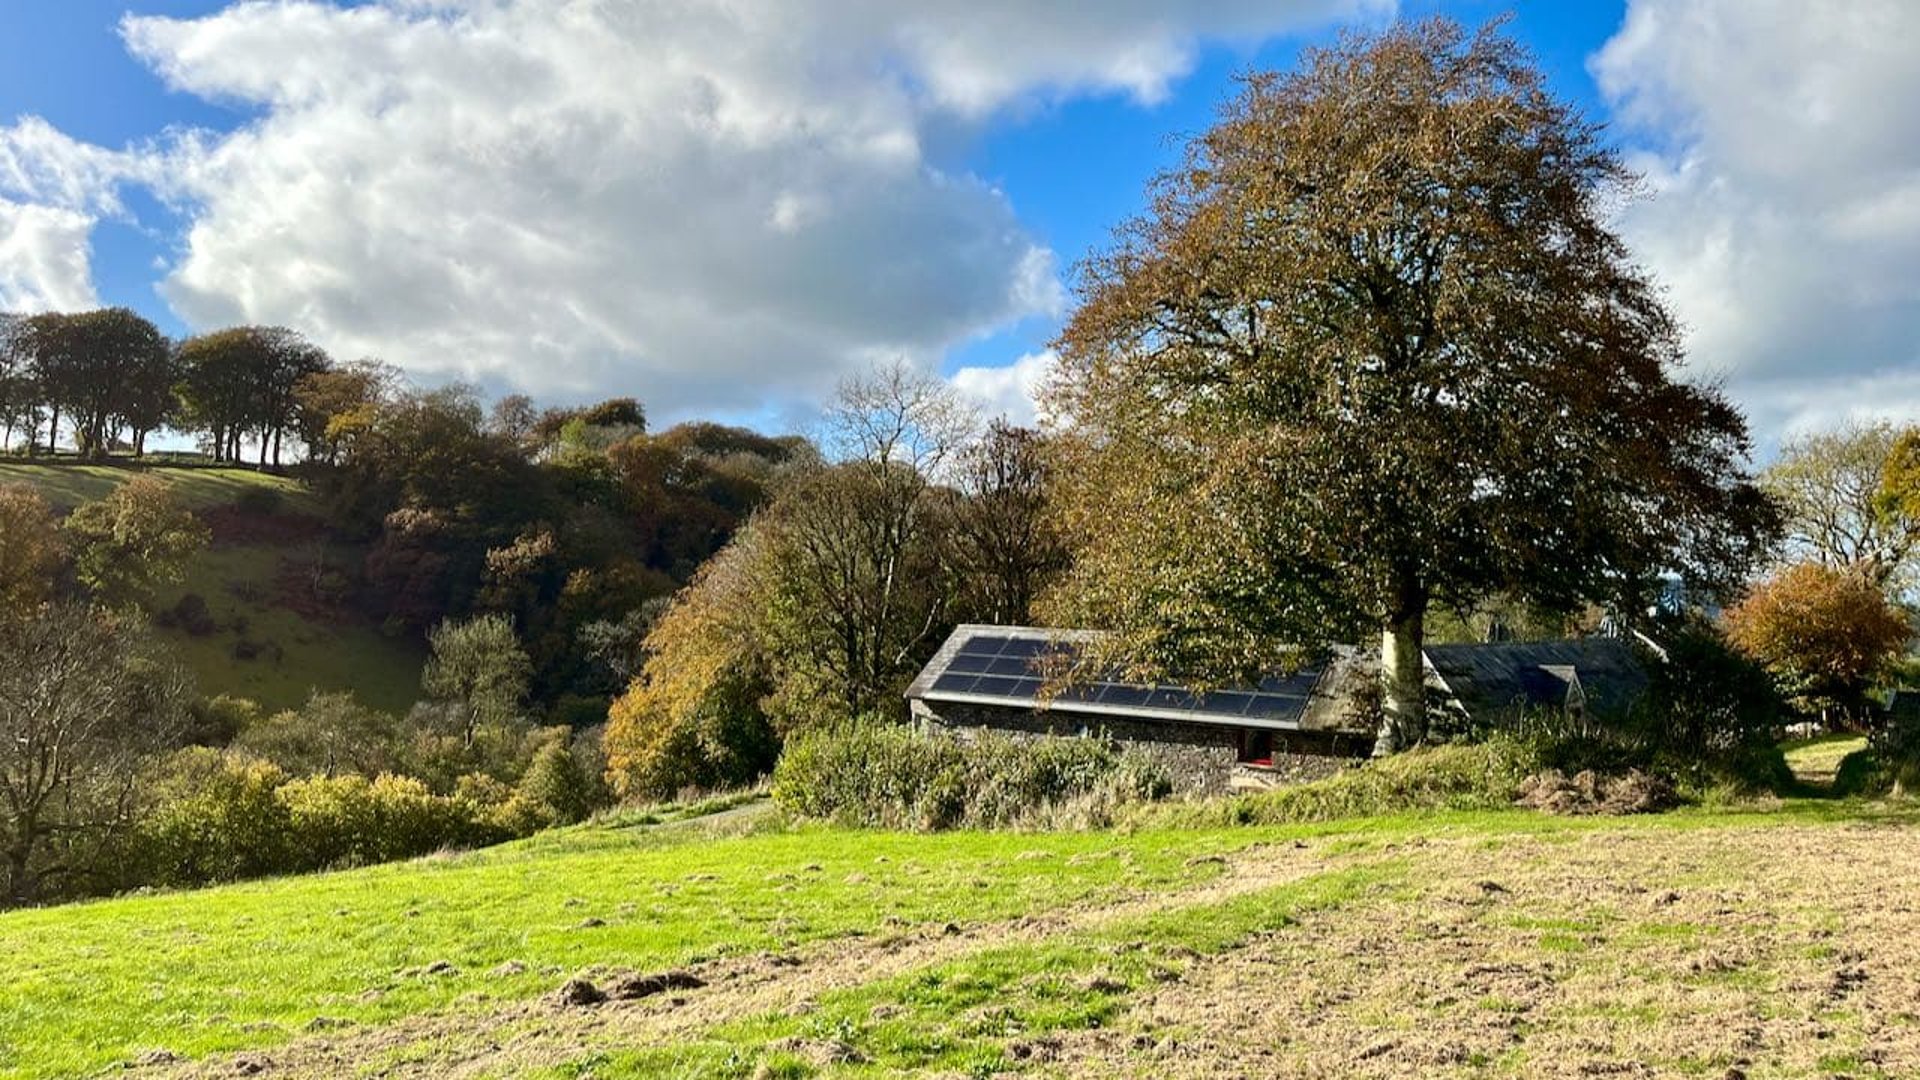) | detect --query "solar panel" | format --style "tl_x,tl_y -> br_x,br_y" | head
957,635 -> 1009,657
1196,691 -> 1260,717
985,655 -> 1035,676
1245,694 -> 1309,722
1096,685 -> 1153,708
997,637 -> 1048,659
971,675 -> 1039,698
930,672 -> 980,694
914,628 -> 1326,729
